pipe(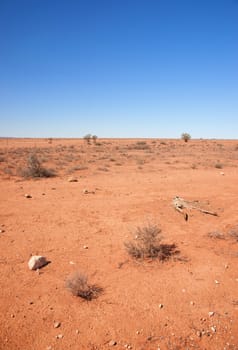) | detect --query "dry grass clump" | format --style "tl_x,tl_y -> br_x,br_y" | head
208,231 -> 225,240
124,223 -> 178,260
129,141 -> 151,150
20,153 -> 56,178
228,226 -> 238,241
215,162 -> 223,169
66,271 -> 103,300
